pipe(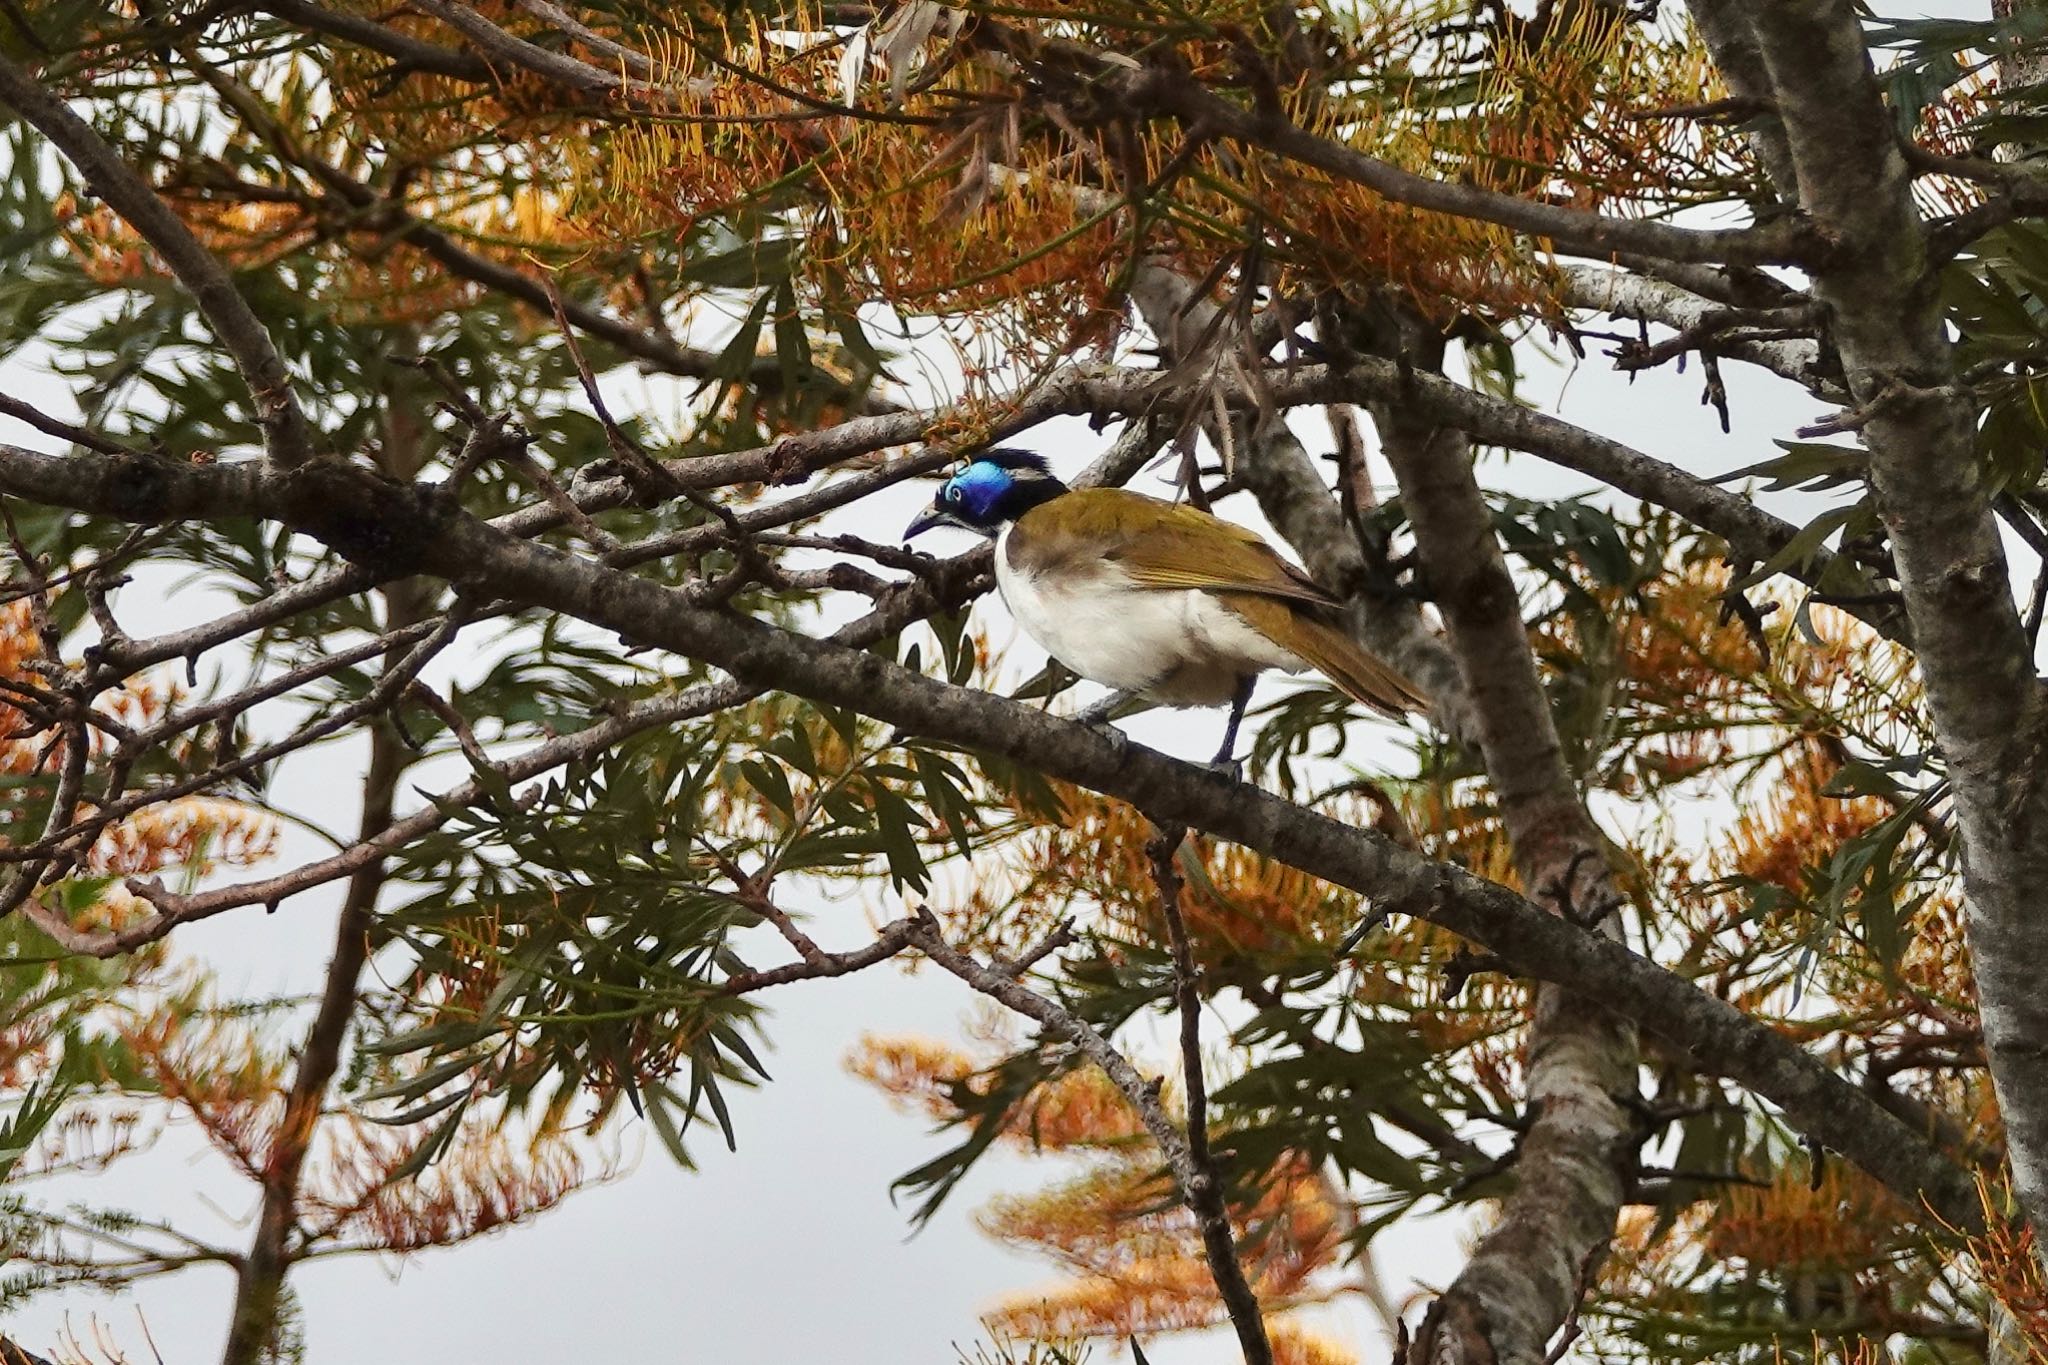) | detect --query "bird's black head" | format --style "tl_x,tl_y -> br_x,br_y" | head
904,449 -> 1069,540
